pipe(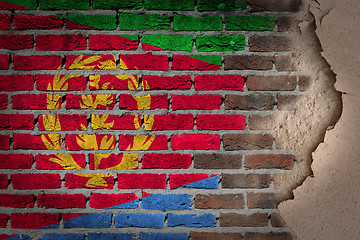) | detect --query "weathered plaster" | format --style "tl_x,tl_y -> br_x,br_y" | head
279,0 -> 360,239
